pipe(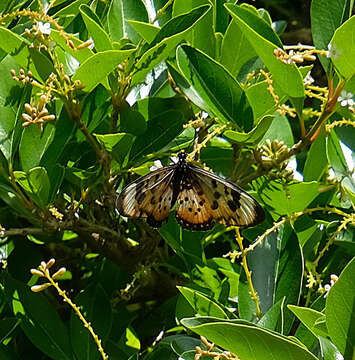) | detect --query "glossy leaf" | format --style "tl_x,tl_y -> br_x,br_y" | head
182,317 -> 318,360
311,0 -> 351,72
224,115 -> 273,144
325,256 -> 355,358
319,336 -> 344,360
260,113 -> 294,147
129,96 -> 192,163
225,4 -> 304,98
172,0 -> 216,57
5,274 -> 74,360
327,129 -> 355,192
79,5 -> 112,51
107,0 -> 148,44
303,128 -> 328,181
261,181 -> 320,217
13,167 -> 50,207
0,26 -> 54,82
274,223 -> 304,334
19,123 -> 55,172
238,231 -> 279,321
257,297 -> 285,331
177,286 -> 228,319
131,5 -> 210,86
72,49 -> 134,92
177,44 -> 253,129
126,20 -> 159,43
288,305 -> 328,338
220,19 -> 256,77
330,16 -> 355,78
